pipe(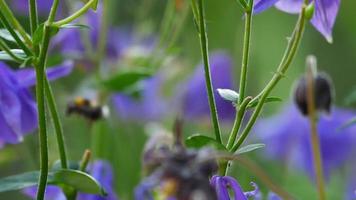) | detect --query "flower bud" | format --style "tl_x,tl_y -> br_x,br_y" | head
293,56 -> 334,116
